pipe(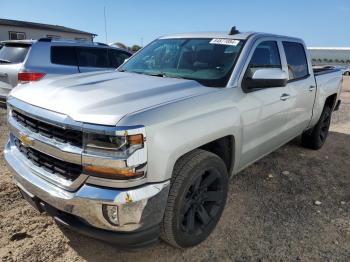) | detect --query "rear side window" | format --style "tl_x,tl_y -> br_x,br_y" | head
77,47 -> 109,68
282,41 -> 309,80
109,50 -> 131,68
0,44 -> 30,63
249,41 -> 281,68
51,46 -> 77,66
